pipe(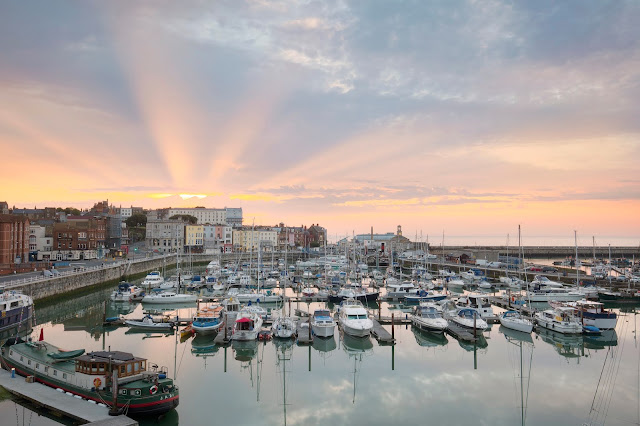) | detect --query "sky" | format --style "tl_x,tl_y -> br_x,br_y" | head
1,1 -> 639,244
